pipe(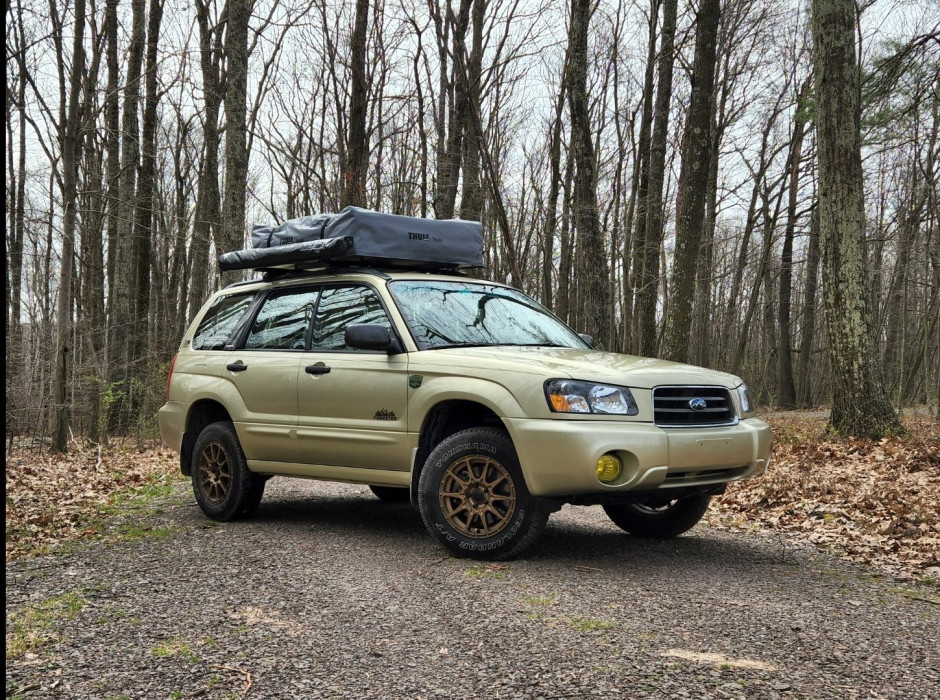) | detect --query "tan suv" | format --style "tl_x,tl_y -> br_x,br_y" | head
160,267 -> 771,560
